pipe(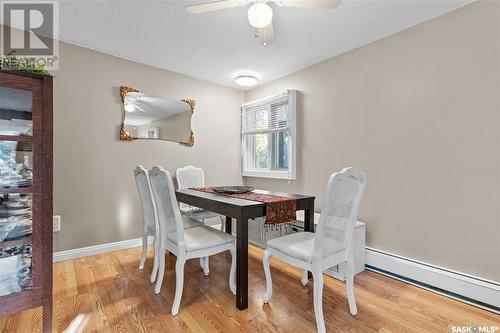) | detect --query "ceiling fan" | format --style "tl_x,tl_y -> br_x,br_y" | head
186,0 -> 342,46
124,92 -> 146,112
